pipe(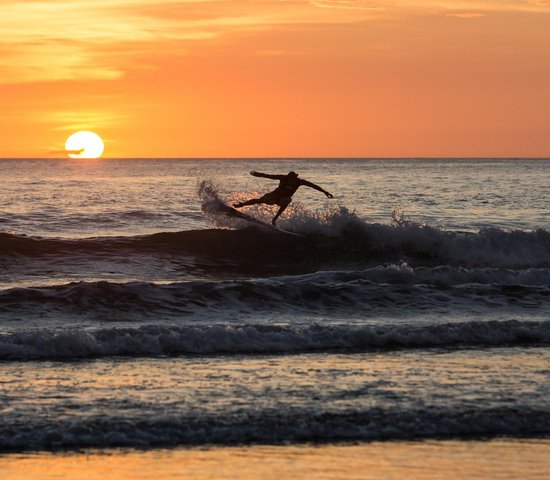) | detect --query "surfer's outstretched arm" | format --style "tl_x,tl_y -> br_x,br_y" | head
250,171 -> 284,180
301,180 -> 334,198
